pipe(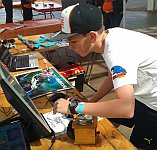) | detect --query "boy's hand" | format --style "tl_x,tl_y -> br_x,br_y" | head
53,98 -> 71,114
